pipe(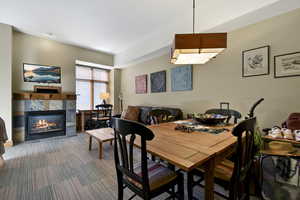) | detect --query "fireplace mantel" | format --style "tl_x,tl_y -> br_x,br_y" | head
13,92 -> 76,100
